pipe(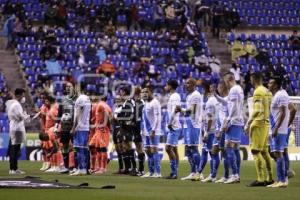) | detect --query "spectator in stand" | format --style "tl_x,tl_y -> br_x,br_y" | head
244,39 -> 258,58
231,38 -> 247,62
223,7 -> 240,32
105,20 -> 116,37
85,44 -> 97,63
254,48 -> 271,66
185,20 -> 199,39
165,1 -> 176,29
11,16 -> 23,46
40,41 -> 57,61
45,56 -> 62,77
35,26 -> 46,42
211,1 -> 223,37
288,30 -> 300,50
194,1 -> 210,30
209,55 -> 221,73
44,4 -> 58,26
229,63 -> 241,84
109,36 -> 119,54
96,46 -> 107,63
96,59 -> 116,77
78,49 -> 87,68
128,44 -> 140,62
193,52 -> 209,71
57,1 -> 67,27
3,15 -> 15,49
153,3 -> 164,30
